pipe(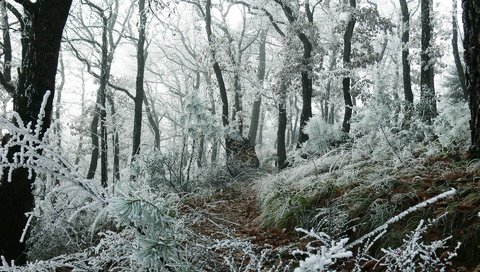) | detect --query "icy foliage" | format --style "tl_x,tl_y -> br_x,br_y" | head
293,229 -> 352,272
433,100 -> 470,151
106,184 -> 190,270
303,117 -> 345,155
181,91 -> 224,139
378,219 -> 460,272
290,190 -> 459,272
209,238 -> 278,272
130,147 -> 192,193
0,94 -> 191,271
